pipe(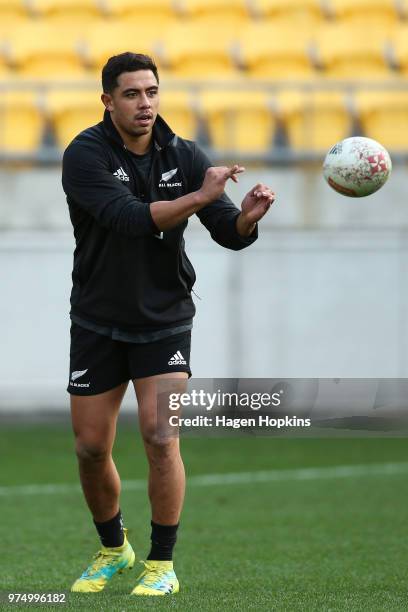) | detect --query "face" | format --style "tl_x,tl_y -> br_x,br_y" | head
102,70 -> 159,138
